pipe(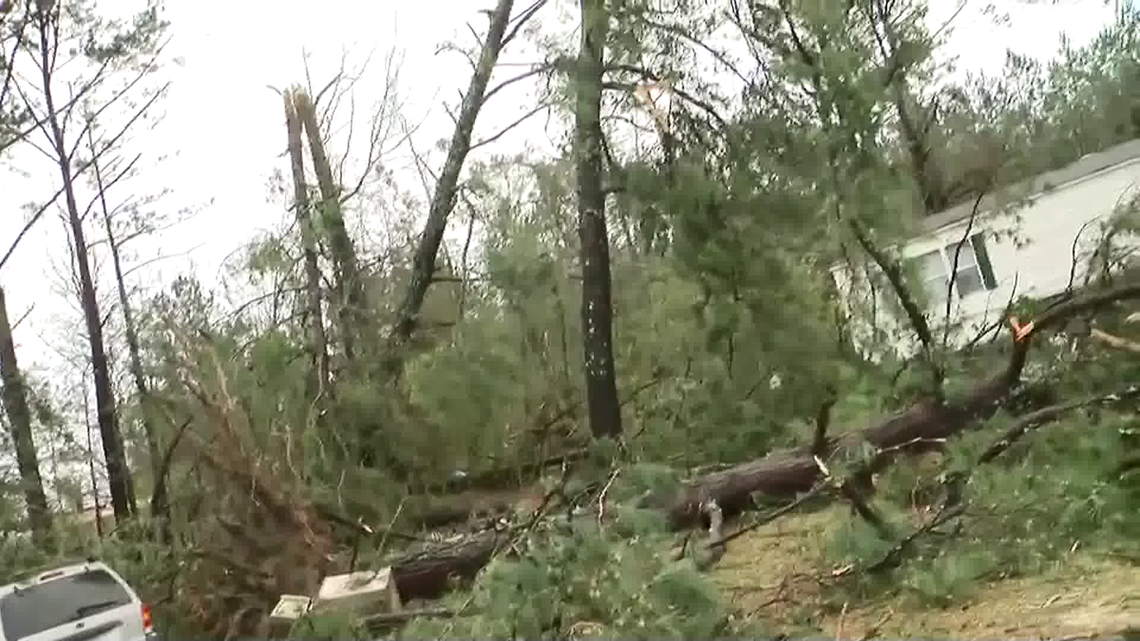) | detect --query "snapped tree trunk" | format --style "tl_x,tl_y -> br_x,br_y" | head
284,88 -> 331,414
293,89 -> 366,362
0,286 -> 53,546
87,129 -> 164,524
37,20 -> 135,521
575,0 -> 623,439
387,0 -> 516,368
